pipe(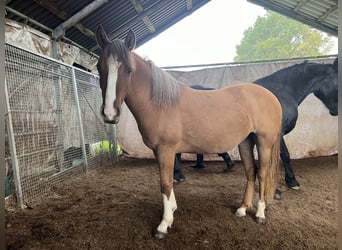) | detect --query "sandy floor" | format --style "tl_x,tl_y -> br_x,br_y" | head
6,155 -> 337,249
